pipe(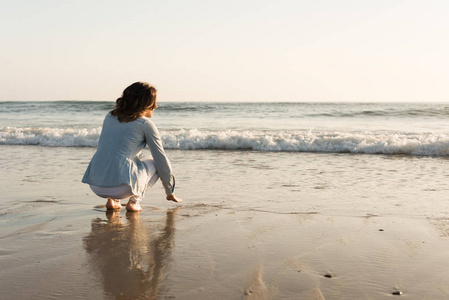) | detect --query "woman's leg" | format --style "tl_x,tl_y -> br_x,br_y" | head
142,159 -> 159,192
124,159 -> 159,212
